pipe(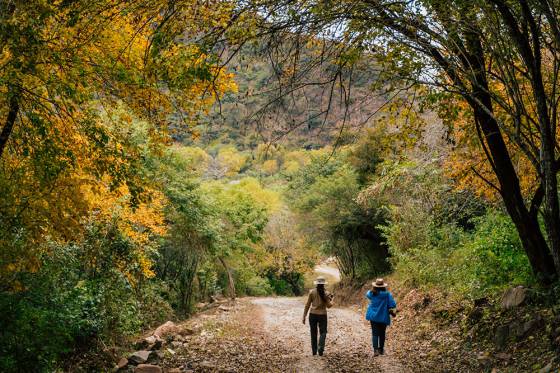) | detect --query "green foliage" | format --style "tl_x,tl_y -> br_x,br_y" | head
465,213 -> 534,292
243,275 -> 274,296
371,160 -> 534,297
267,276 -> 296,295
153,144 -> 305,306
0,217 -> 172,373
387,210 -> 534,298
266,271 -> 305,296
288,155 -> 389,279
